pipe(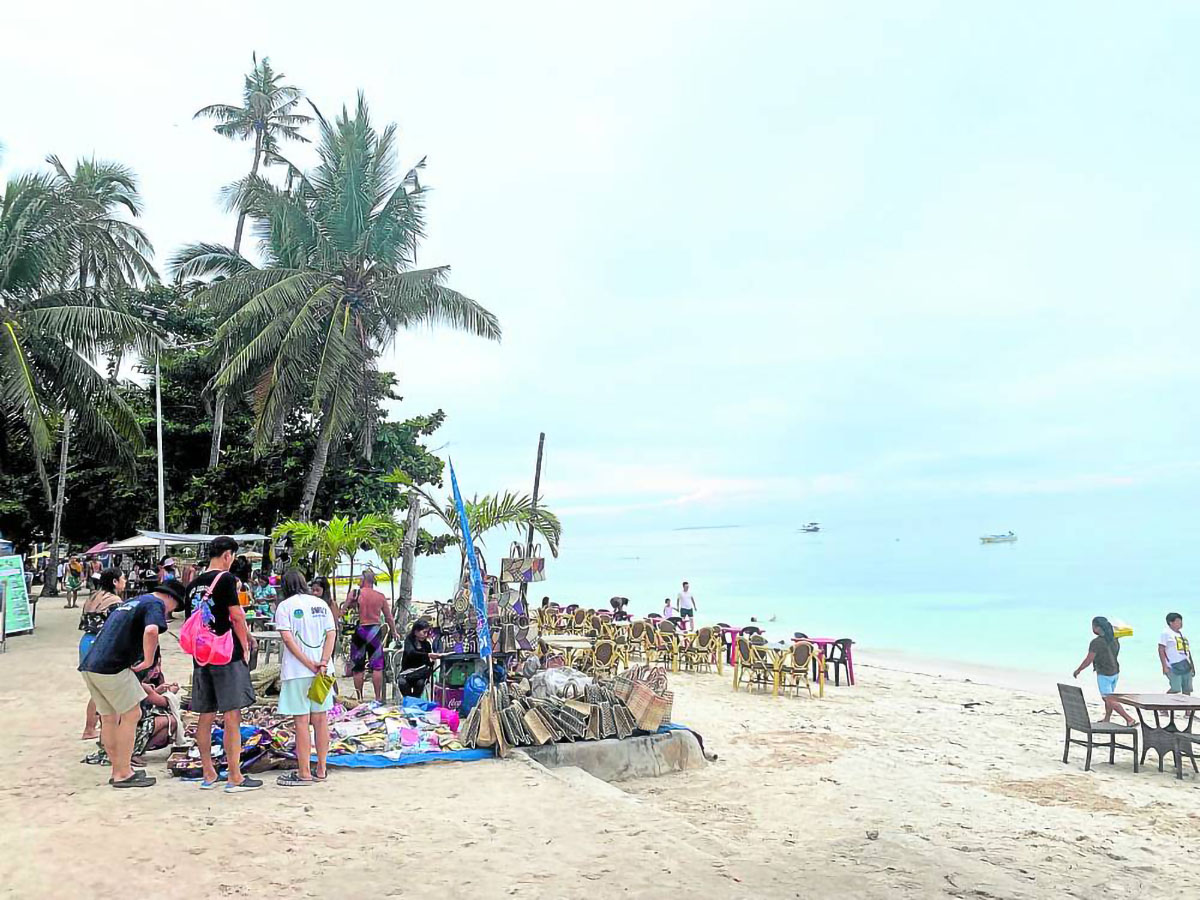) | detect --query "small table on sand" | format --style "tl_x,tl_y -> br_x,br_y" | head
1112,694 -> 1200,780
251,631 -> 283,667
541,633 -> 594,669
